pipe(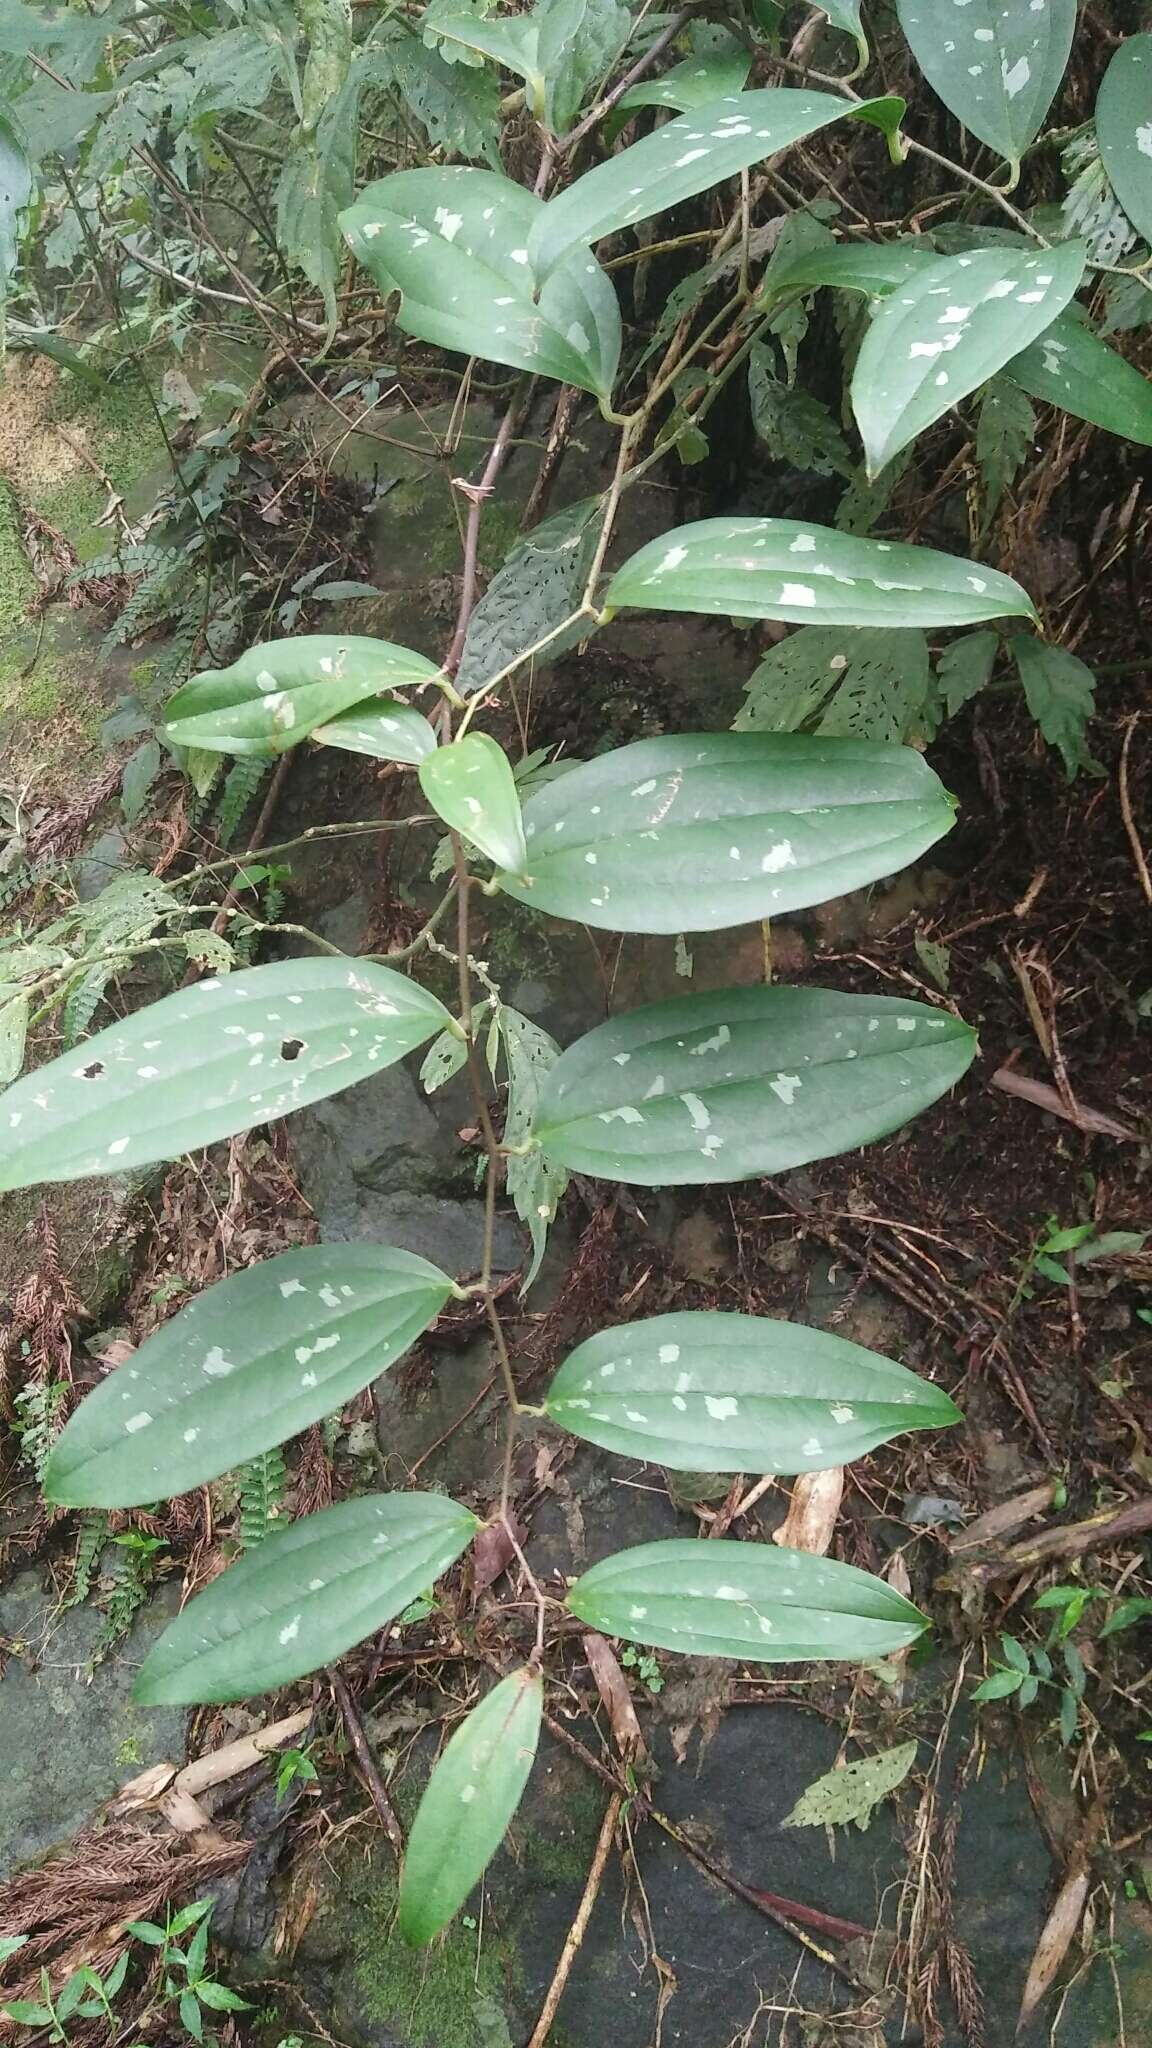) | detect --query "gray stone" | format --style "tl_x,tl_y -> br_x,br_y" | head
0,1571 -> 189,1881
